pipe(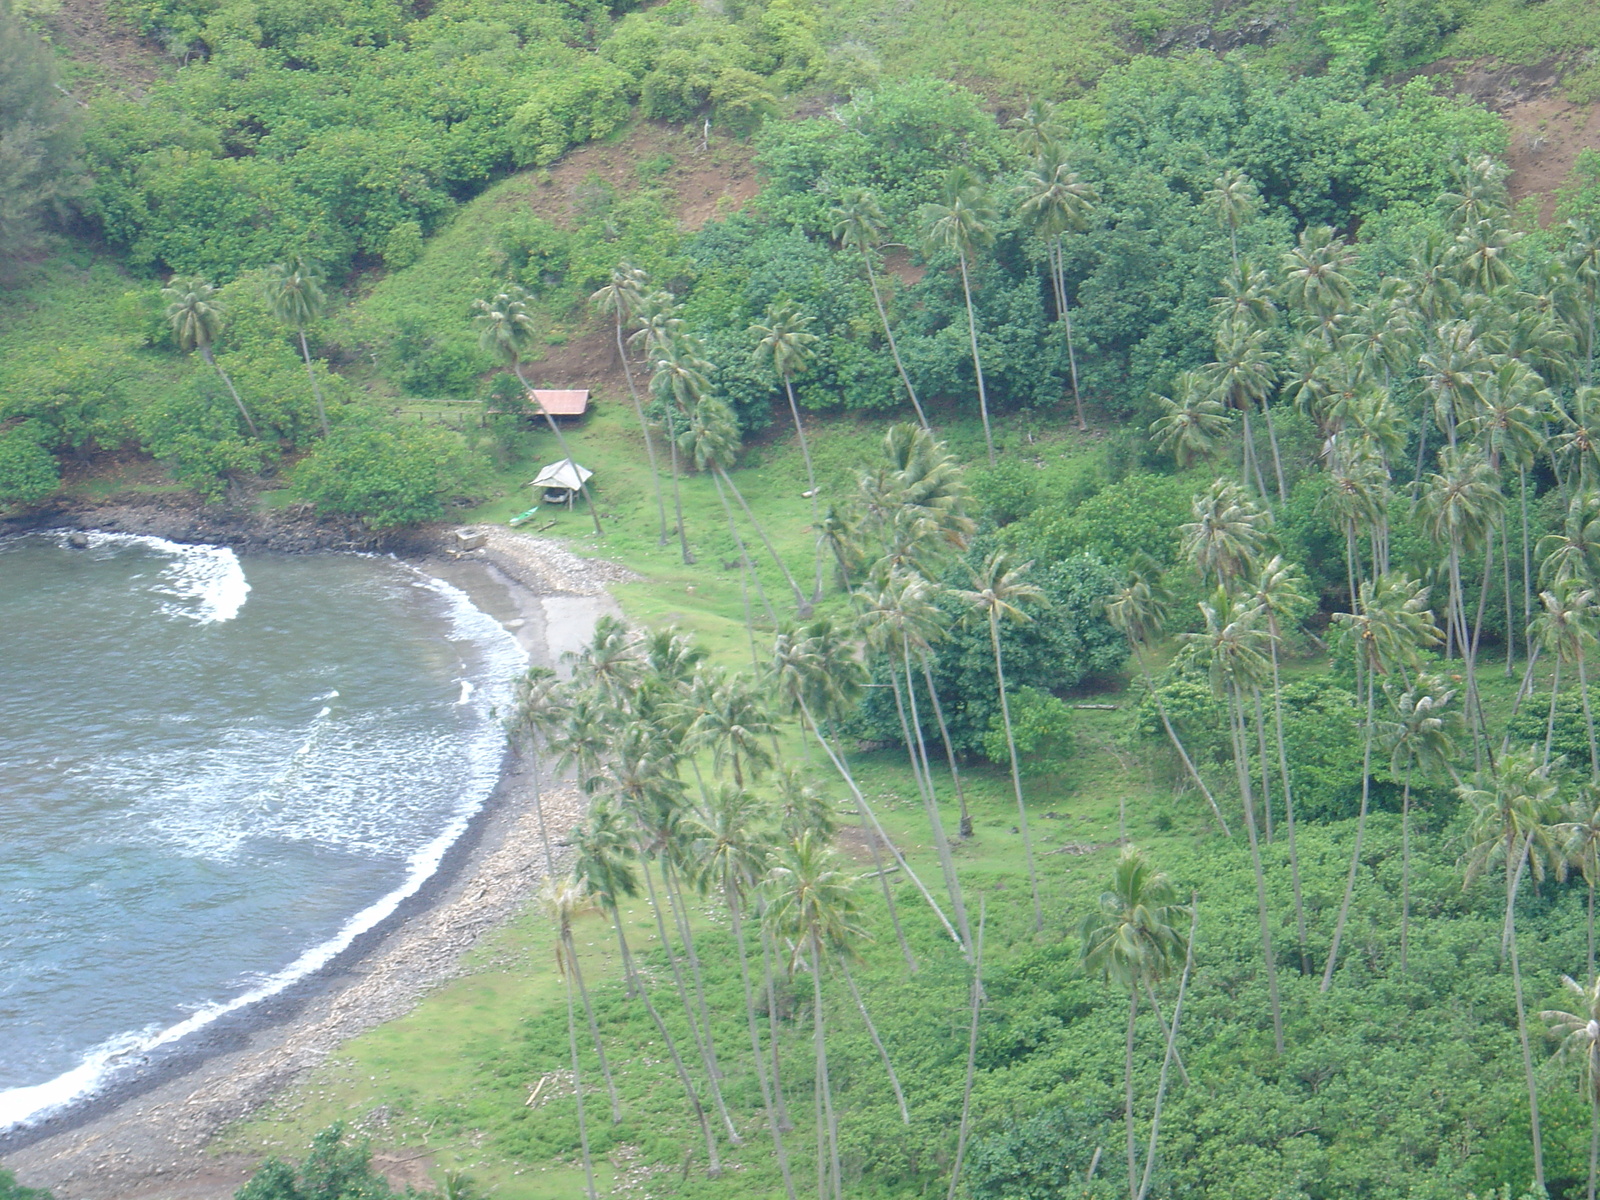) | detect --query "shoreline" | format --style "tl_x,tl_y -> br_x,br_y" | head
0,510 -> 632,1200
